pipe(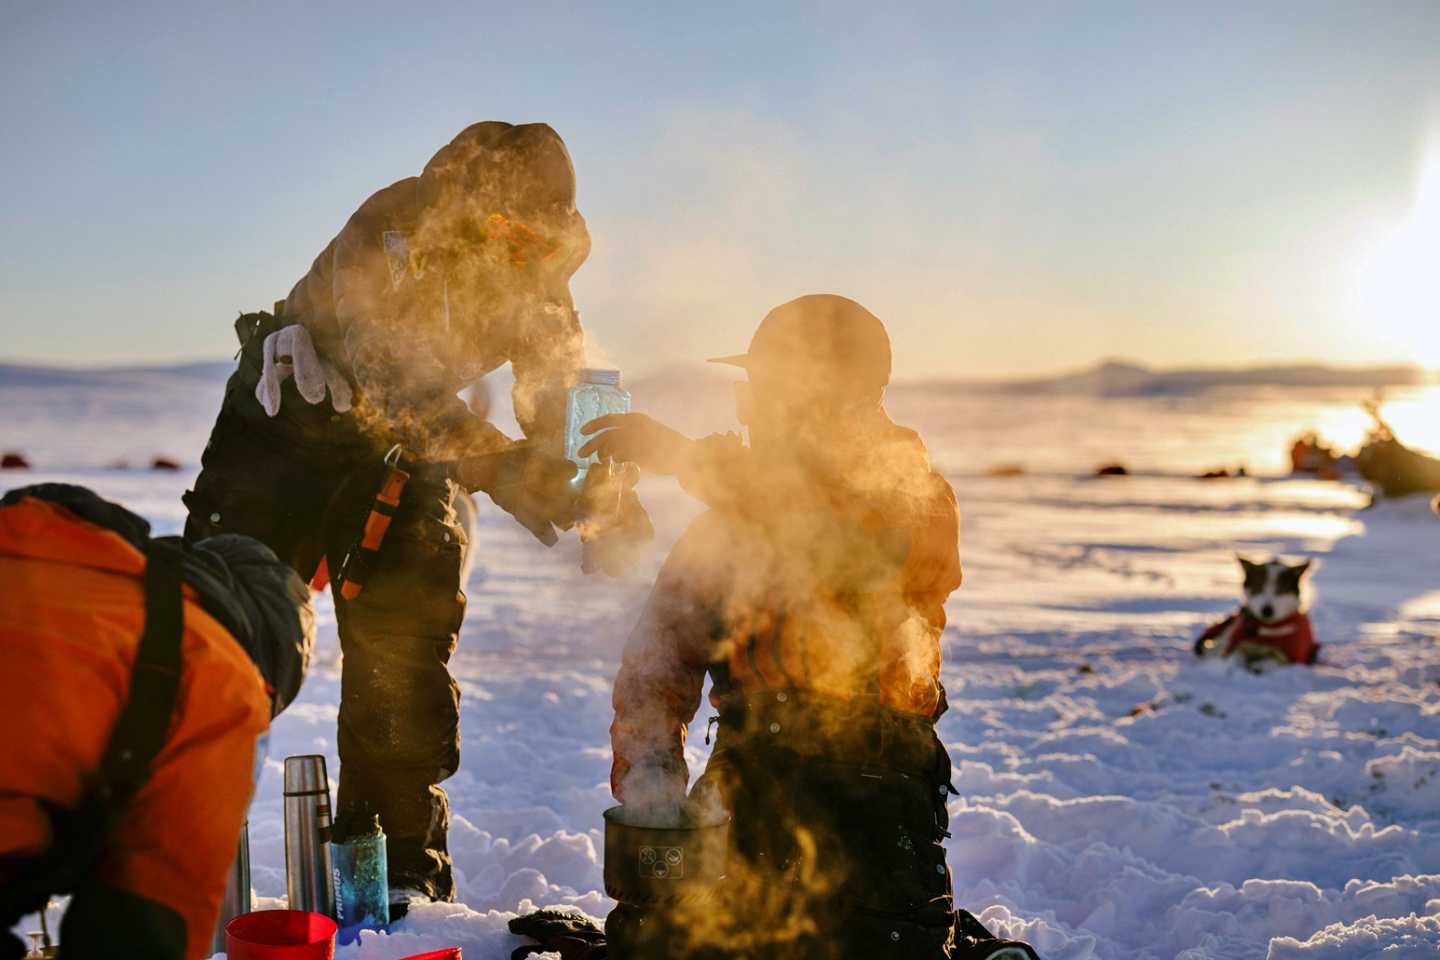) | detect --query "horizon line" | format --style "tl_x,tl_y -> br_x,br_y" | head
2,355 -> 1435,386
